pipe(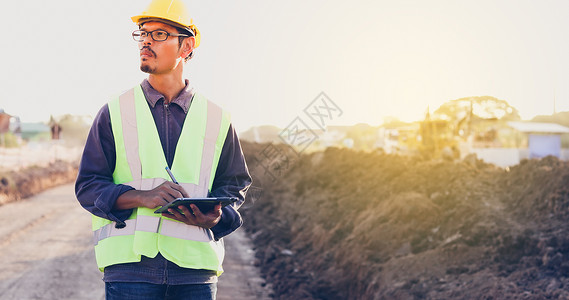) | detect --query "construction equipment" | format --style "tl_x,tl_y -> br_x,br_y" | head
419,118 -> 459,159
